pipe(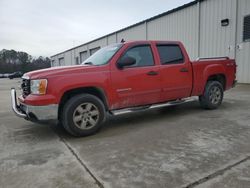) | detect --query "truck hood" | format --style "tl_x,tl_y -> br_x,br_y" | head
24,65 -> 99,79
